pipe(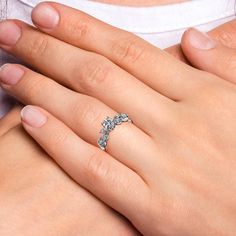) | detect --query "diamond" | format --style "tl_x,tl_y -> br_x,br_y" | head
98,113 -> 132,151
100,128 -> 109,135
102,117 -> 115,132
114,113 -> 129,125
113,116 -> 122,125
98,134 -> 109,150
